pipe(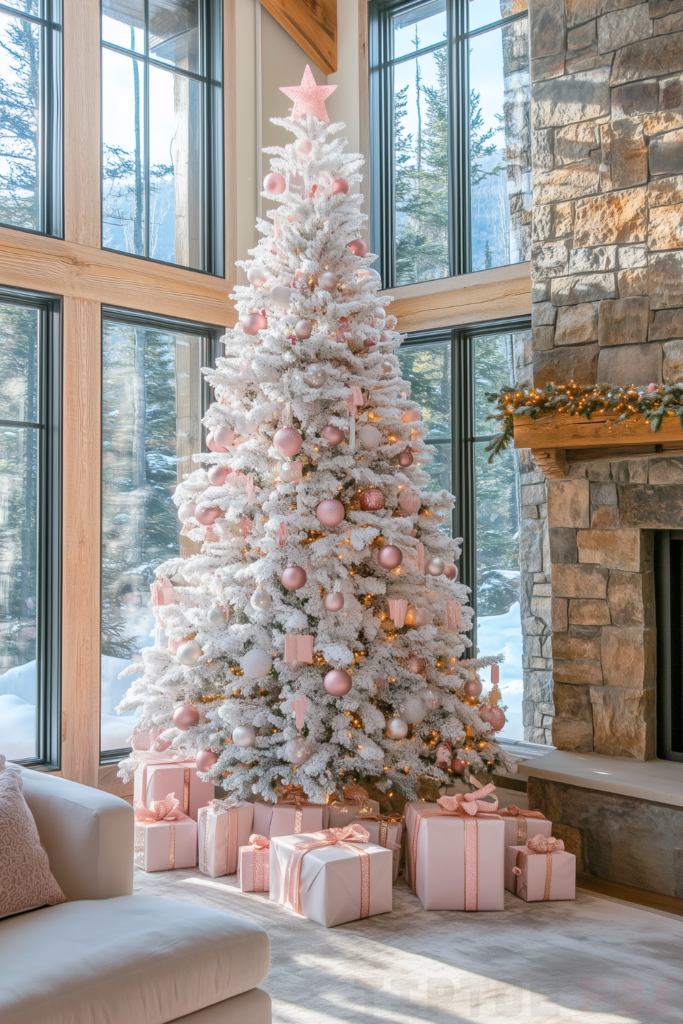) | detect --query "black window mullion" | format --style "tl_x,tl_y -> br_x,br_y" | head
450,0 -> 469,276
452,329 -> 476,648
